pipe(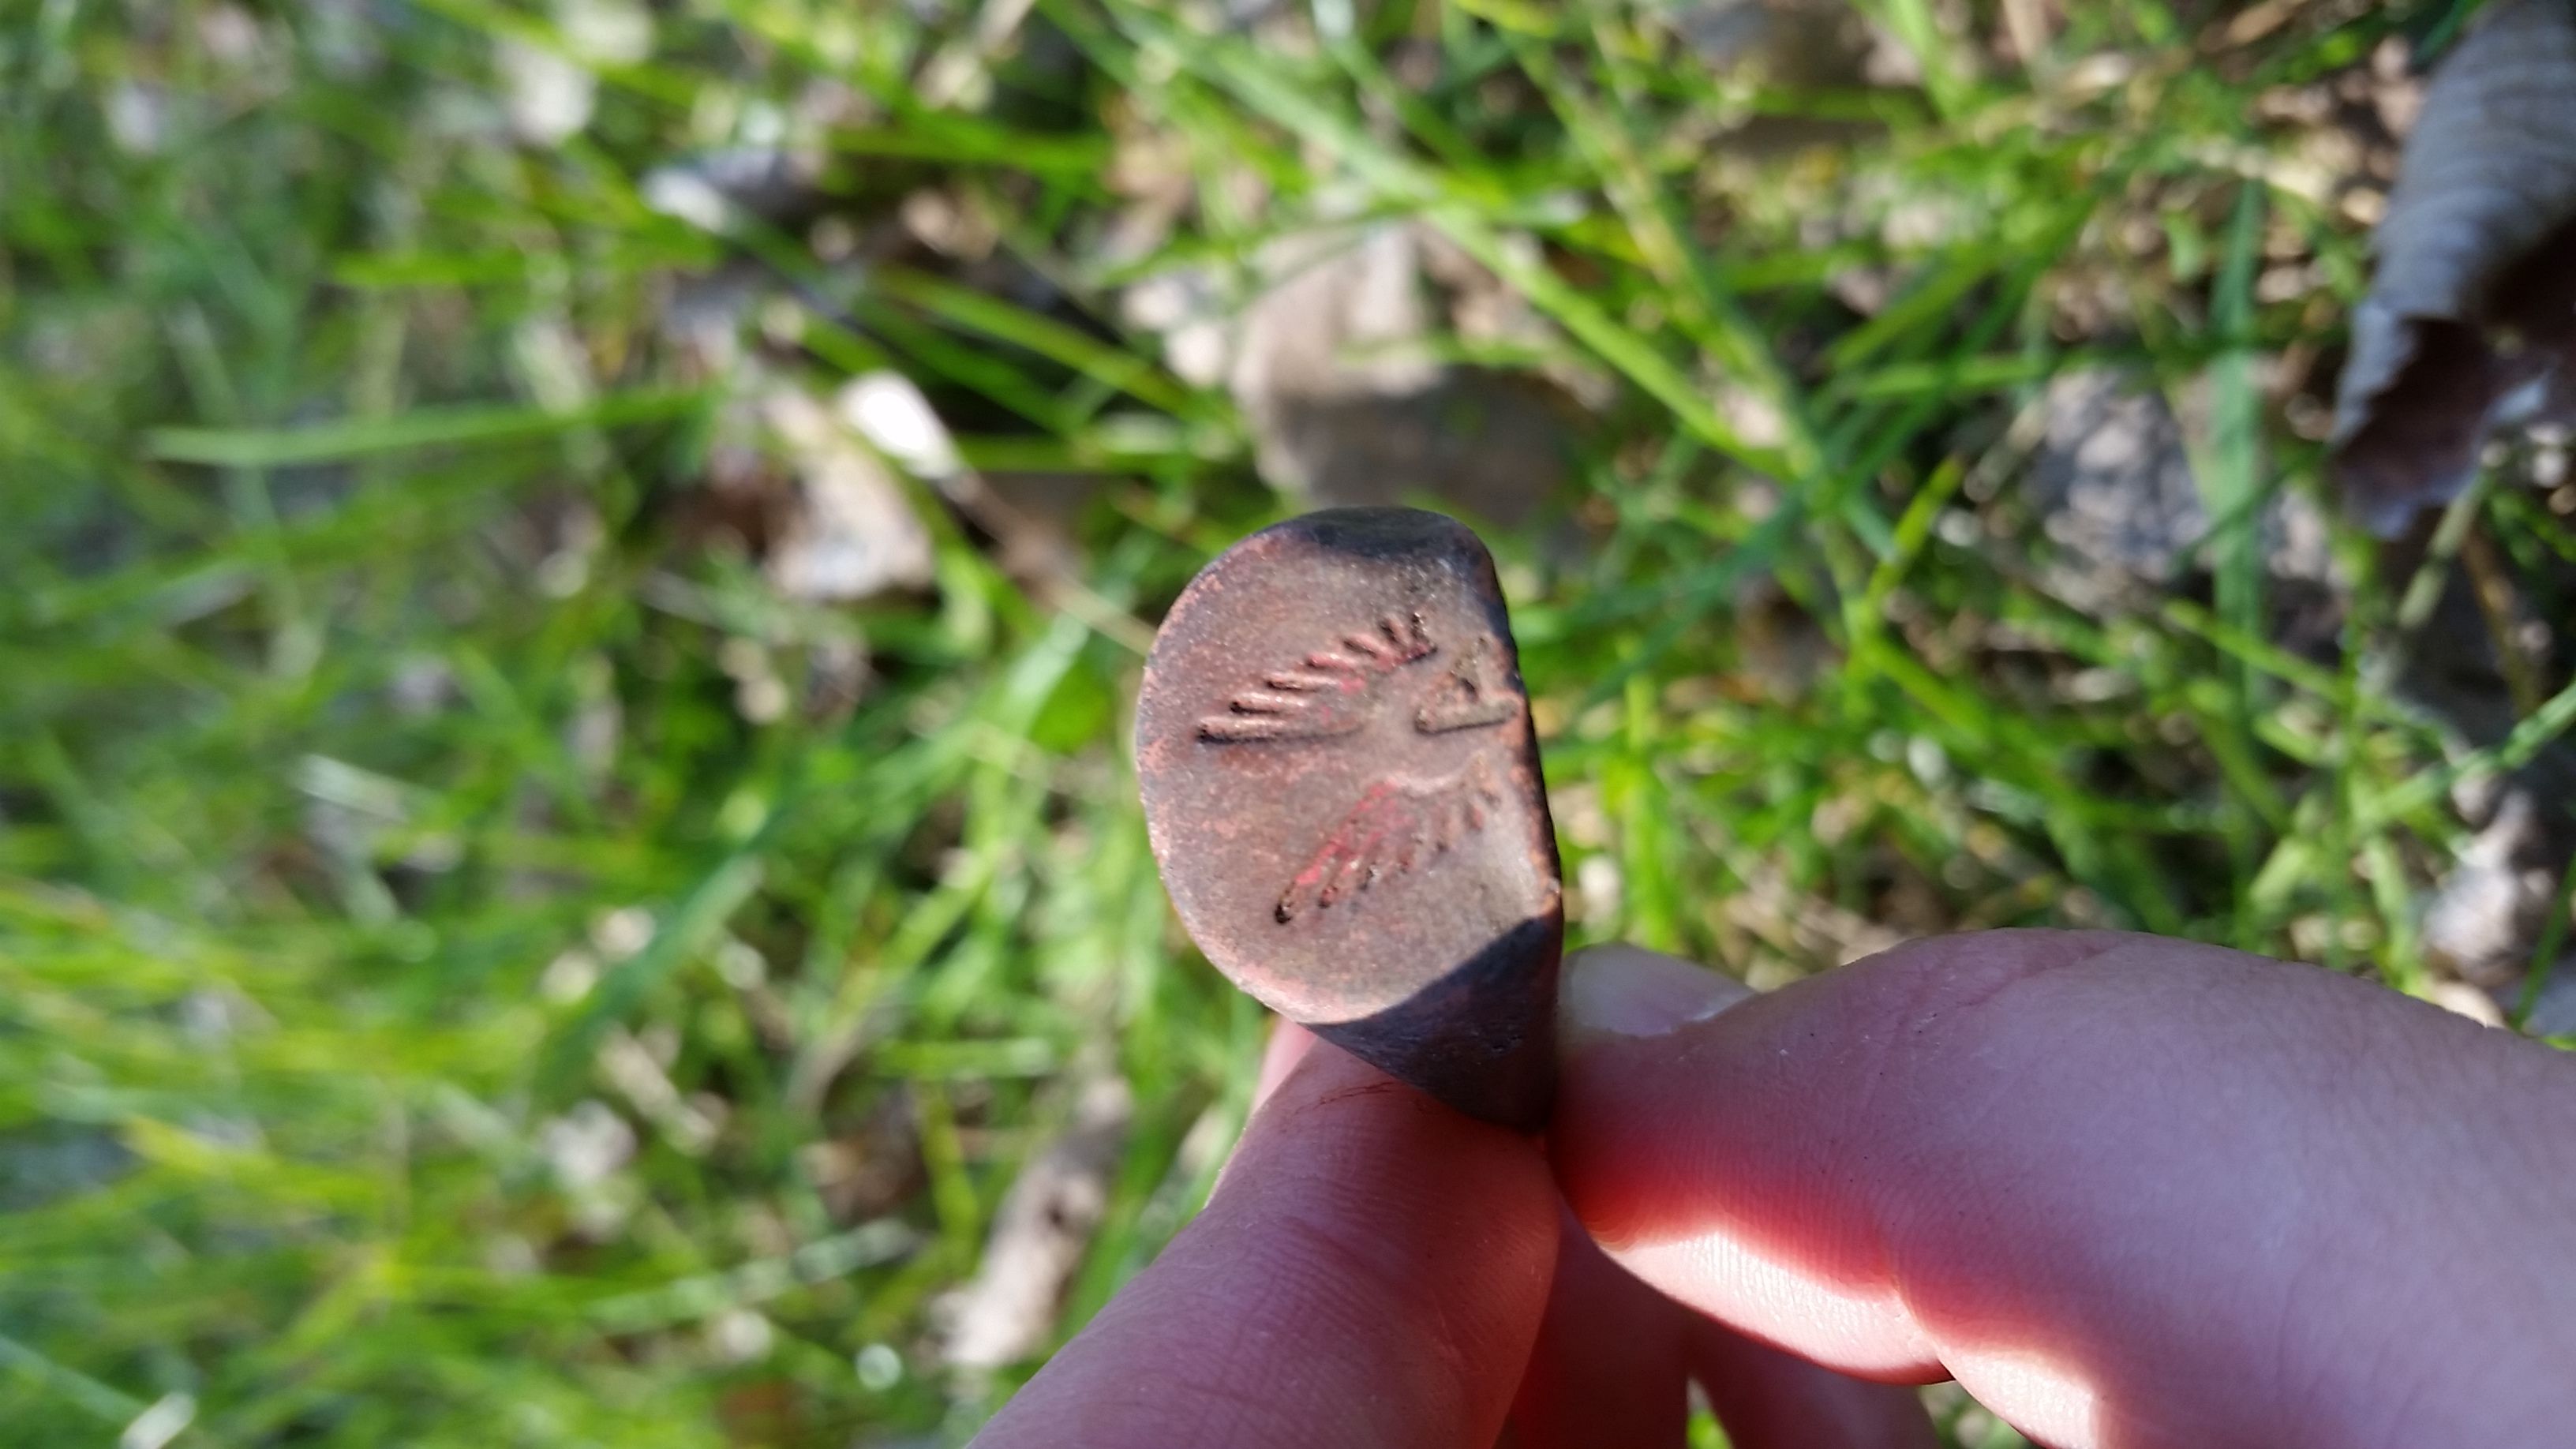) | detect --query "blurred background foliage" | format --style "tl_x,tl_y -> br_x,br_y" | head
4,0 -> 2567,1444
